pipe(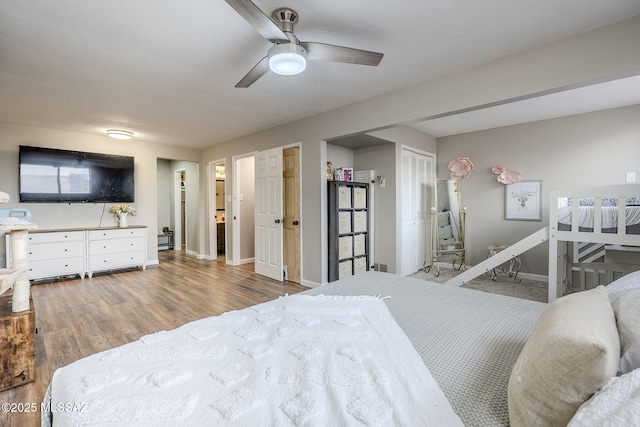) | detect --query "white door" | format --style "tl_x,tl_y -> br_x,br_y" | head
255,147 -> 283,280
400,149 -> 434,275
